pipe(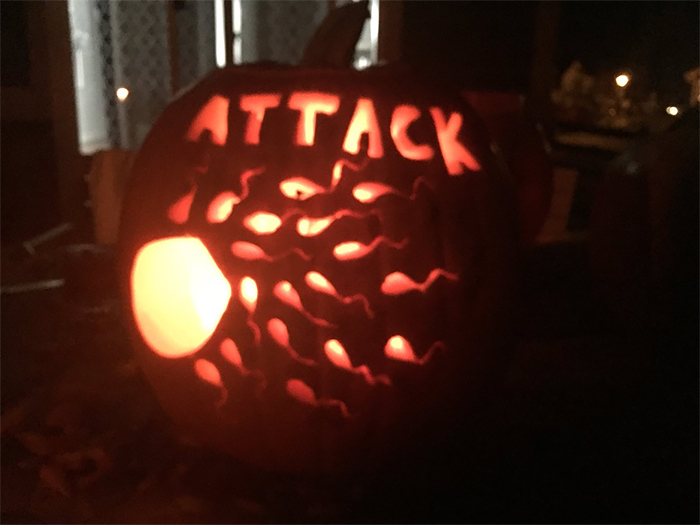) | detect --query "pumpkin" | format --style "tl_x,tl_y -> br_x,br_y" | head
118,64 -> 518,473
